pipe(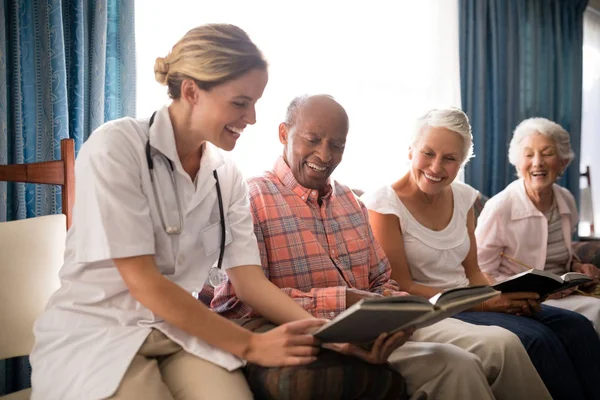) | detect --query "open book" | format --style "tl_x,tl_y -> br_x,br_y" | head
493,269 -> 592,297
313,286 -> 499,343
